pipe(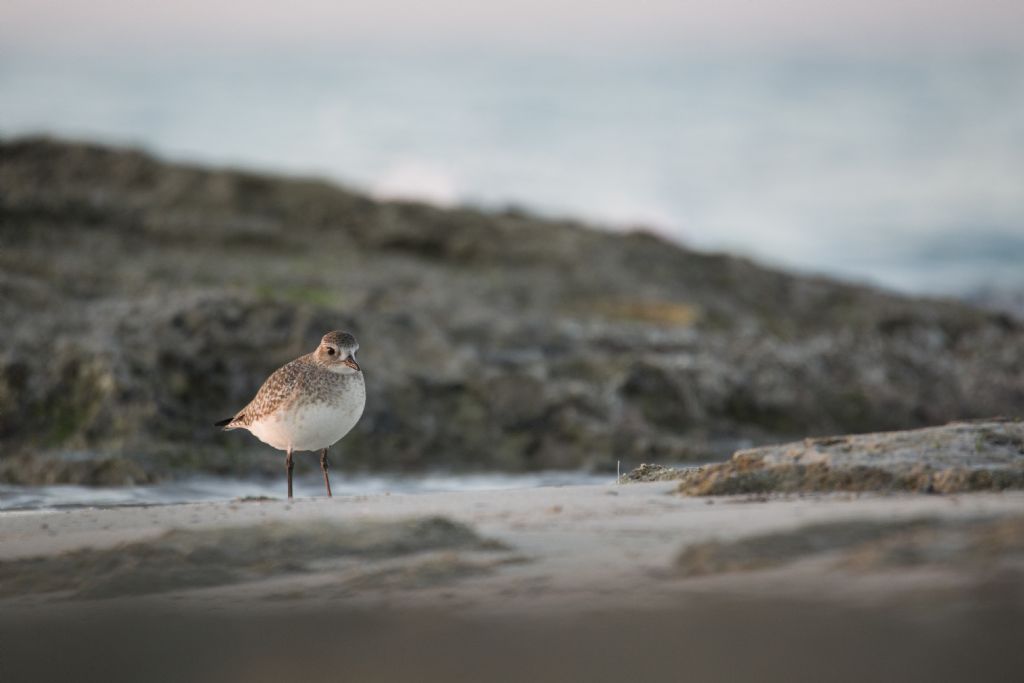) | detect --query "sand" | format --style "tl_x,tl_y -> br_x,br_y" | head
2,483 -> 1023,681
